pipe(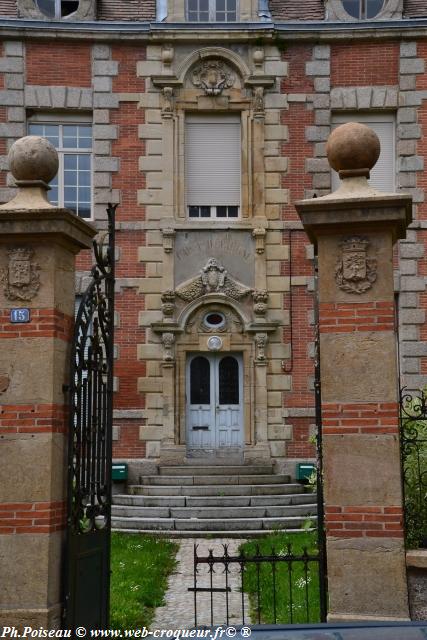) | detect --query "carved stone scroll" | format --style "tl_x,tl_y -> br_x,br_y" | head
161,332 -> 175,362
161,87 -> 174,118
162,228 -> 176,253
255,333 -> 268,362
